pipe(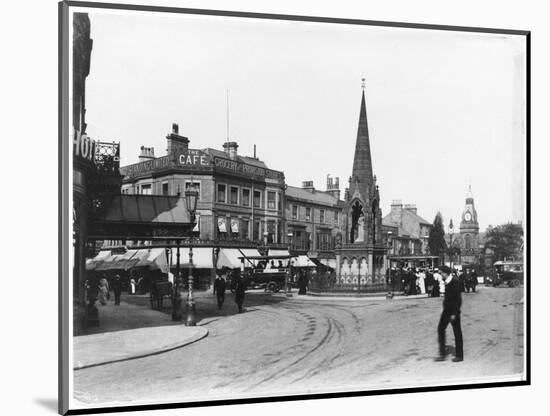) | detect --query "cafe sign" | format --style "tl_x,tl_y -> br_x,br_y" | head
178,149 -> 209,166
